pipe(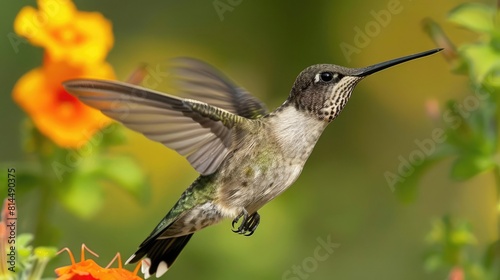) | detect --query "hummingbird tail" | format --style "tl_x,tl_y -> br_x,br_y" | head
126,233 -> 194,279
